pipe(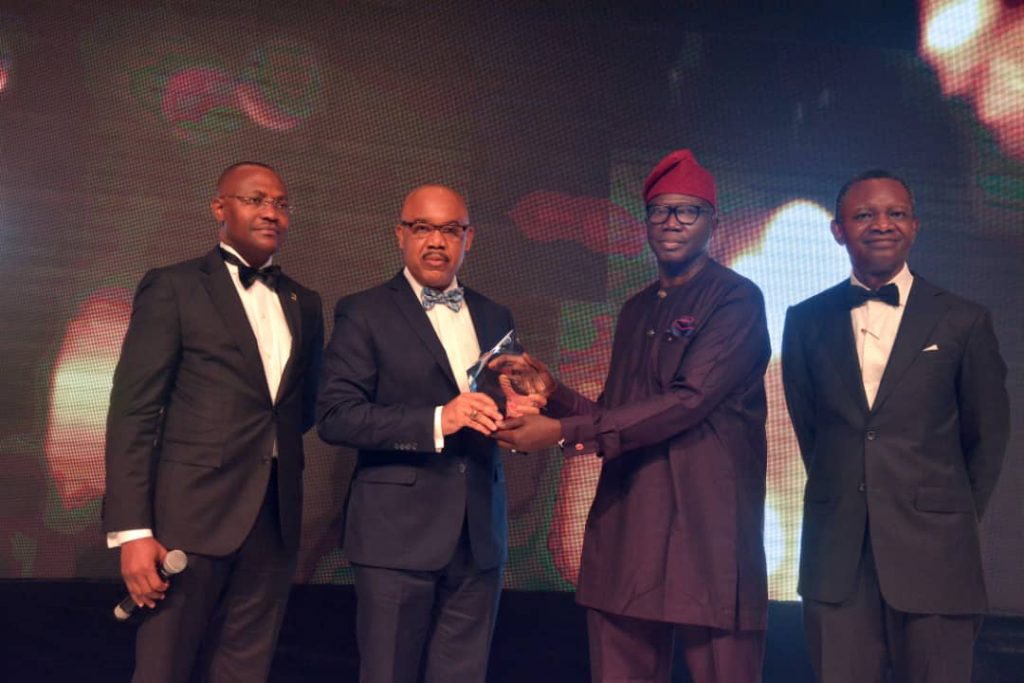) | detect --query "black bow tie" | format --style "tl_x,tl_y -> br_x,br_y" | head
847,283 -> 899,308
219,248 -> 280,290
